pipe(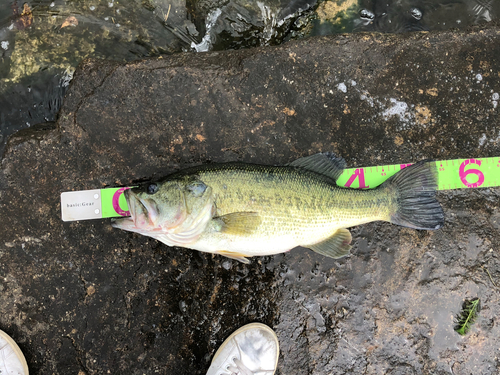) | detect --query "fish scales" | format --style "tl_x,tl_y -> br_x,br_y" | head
191,165 -> 391,241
